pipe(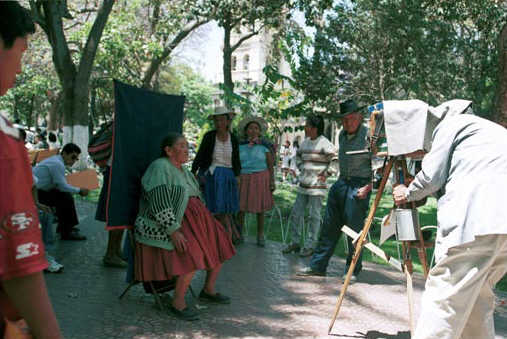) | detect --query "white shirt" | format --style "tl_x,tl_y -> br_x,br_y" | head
33,155 -> 80,194
210,135 -> 233,172
406,114 -> 507,261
